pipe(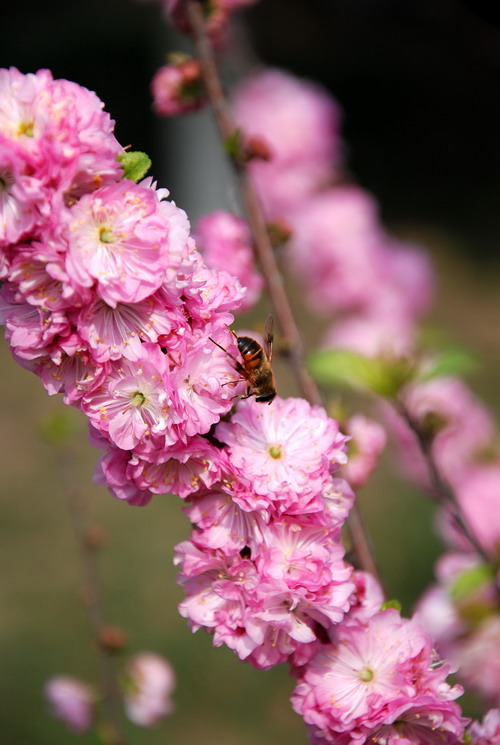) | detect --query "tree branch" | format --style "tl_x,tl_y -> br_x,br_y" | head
185,0 -> 383,589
